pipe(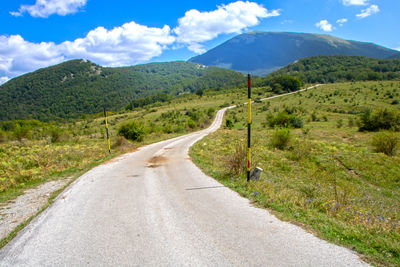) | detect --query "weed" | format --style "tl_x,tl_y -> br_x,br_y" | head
270,128 -> 292,150
372,131 -> 399,156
